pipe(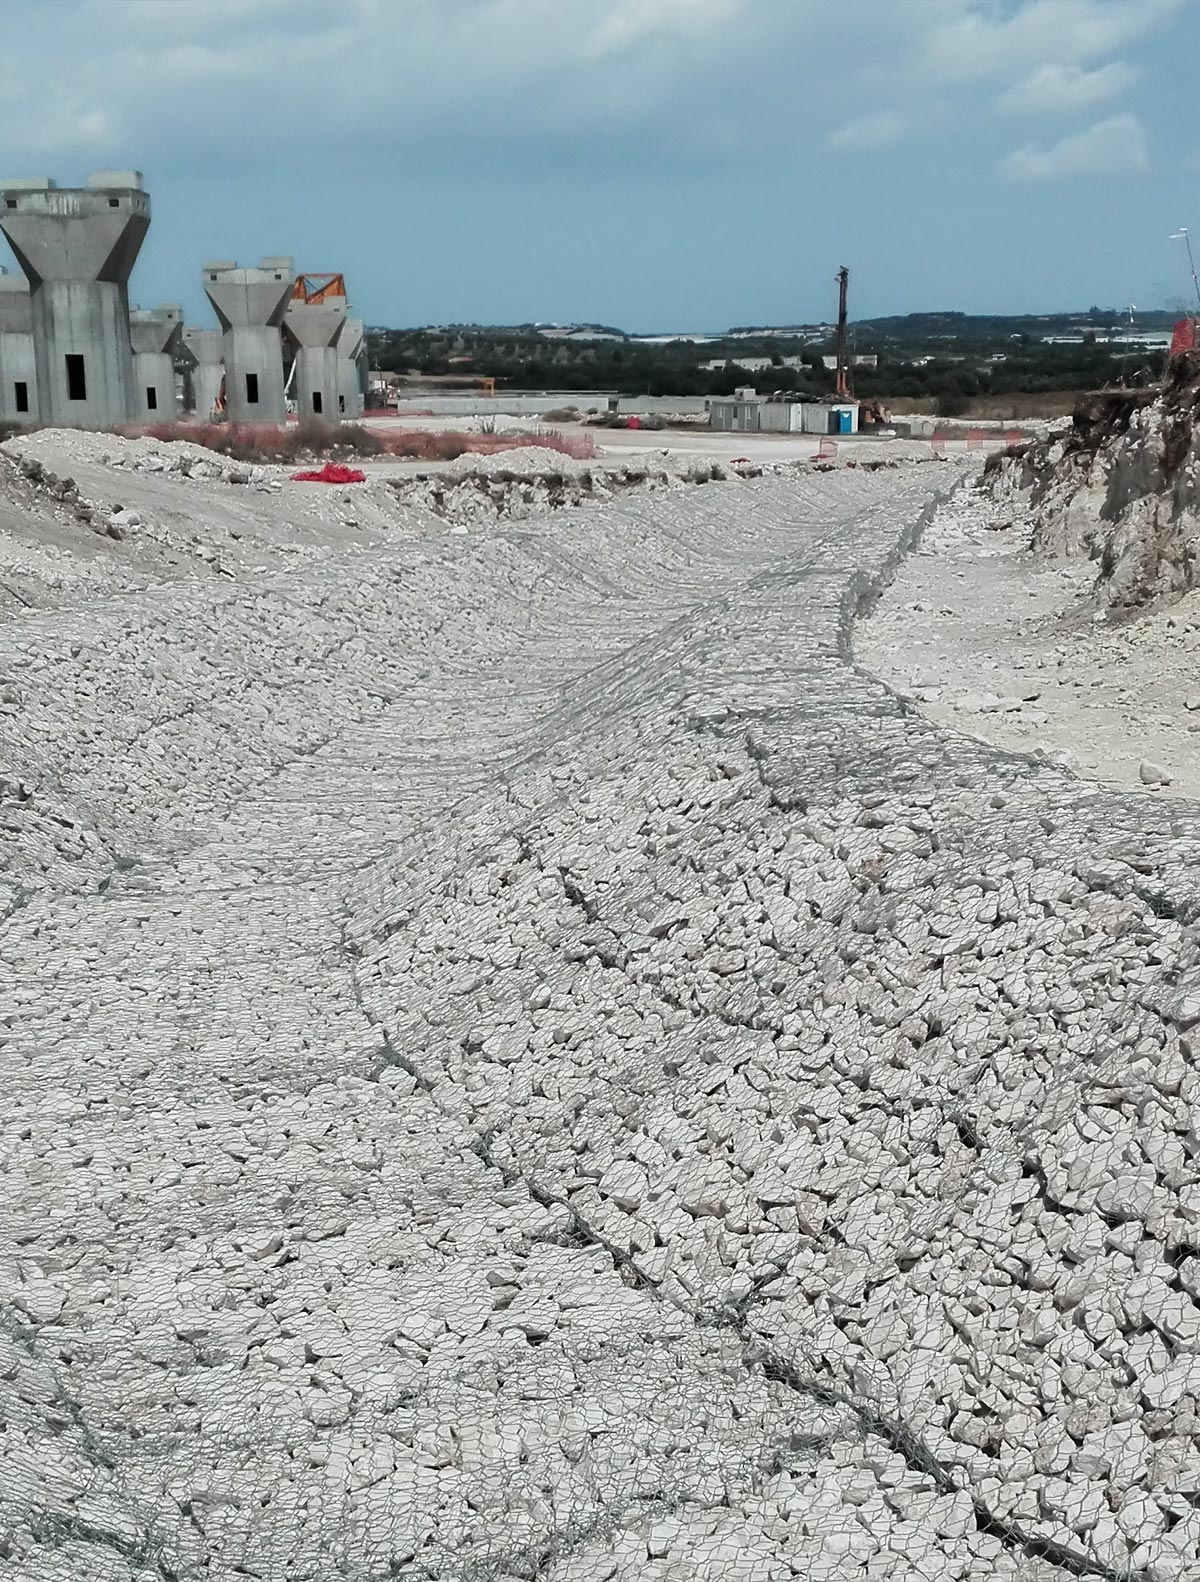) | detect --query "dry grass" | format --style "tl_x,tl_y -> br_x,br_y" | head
115,420 -> 596,465
371,428 -> 596,461
898,392 -> 1081,420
